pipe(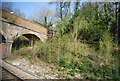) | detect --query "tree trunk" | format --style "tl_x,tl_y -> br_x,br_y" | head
118,3 -> 120,44
60,2 -> 63,20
